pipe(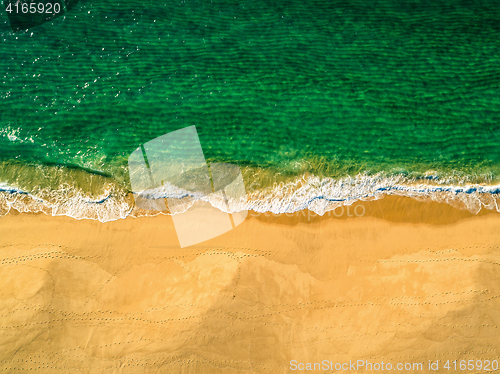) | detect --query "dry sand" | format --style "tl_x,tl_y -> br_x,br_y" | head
0,196 -> 500,373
